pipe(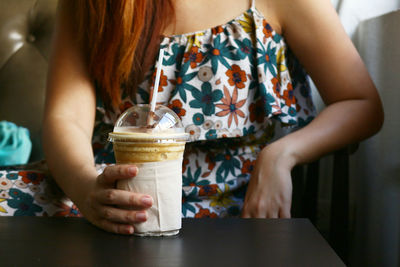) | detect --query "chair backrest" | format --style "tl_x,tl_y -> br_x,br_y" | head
0,0 -> 58,162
